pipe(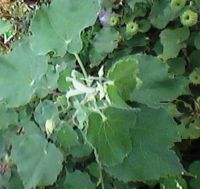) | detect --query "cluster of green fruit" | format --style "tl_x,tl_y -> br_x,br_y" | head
108,0 -> 198,37
170,0 -> 198,27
